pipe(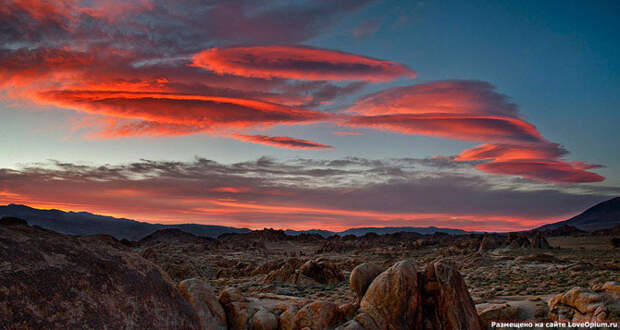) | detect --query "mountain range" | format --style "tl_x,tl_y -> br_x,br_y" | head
1,197 -> 618,240
534,197 -> 620,232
